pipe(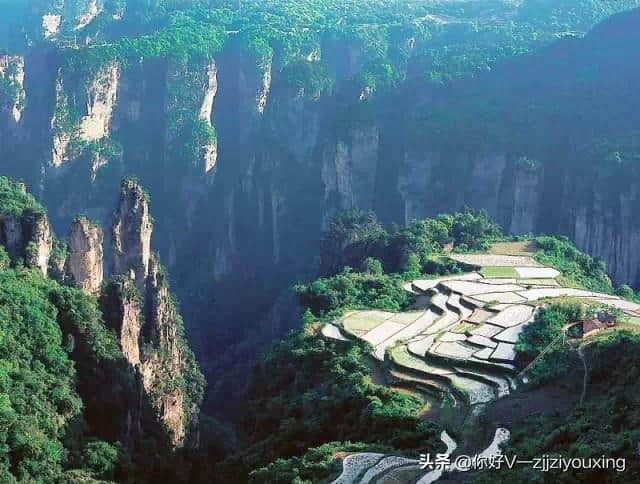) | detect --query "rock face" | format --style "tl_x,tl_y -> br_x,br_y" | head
0,215 -> 24,261
199,61 -> 218,173
0,55 -> 26,130
112,179 -> 152,290
102,278 -> 142,366
104,178 -> 201,446
508,167 -> 543,235
573,184 -> 640,285
25,212 -> 53,275
68,217 -> 103,293
321,126 -> 380,225
51,61 -> 119,166
79,61 -> 119,141
0,209 -> 52,275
